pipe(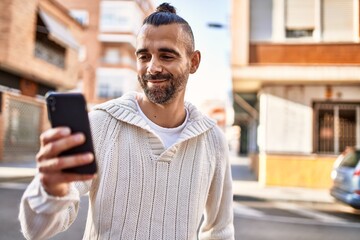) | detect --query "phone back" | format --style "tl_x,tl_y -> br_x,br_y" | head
46,92 -> 97,174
